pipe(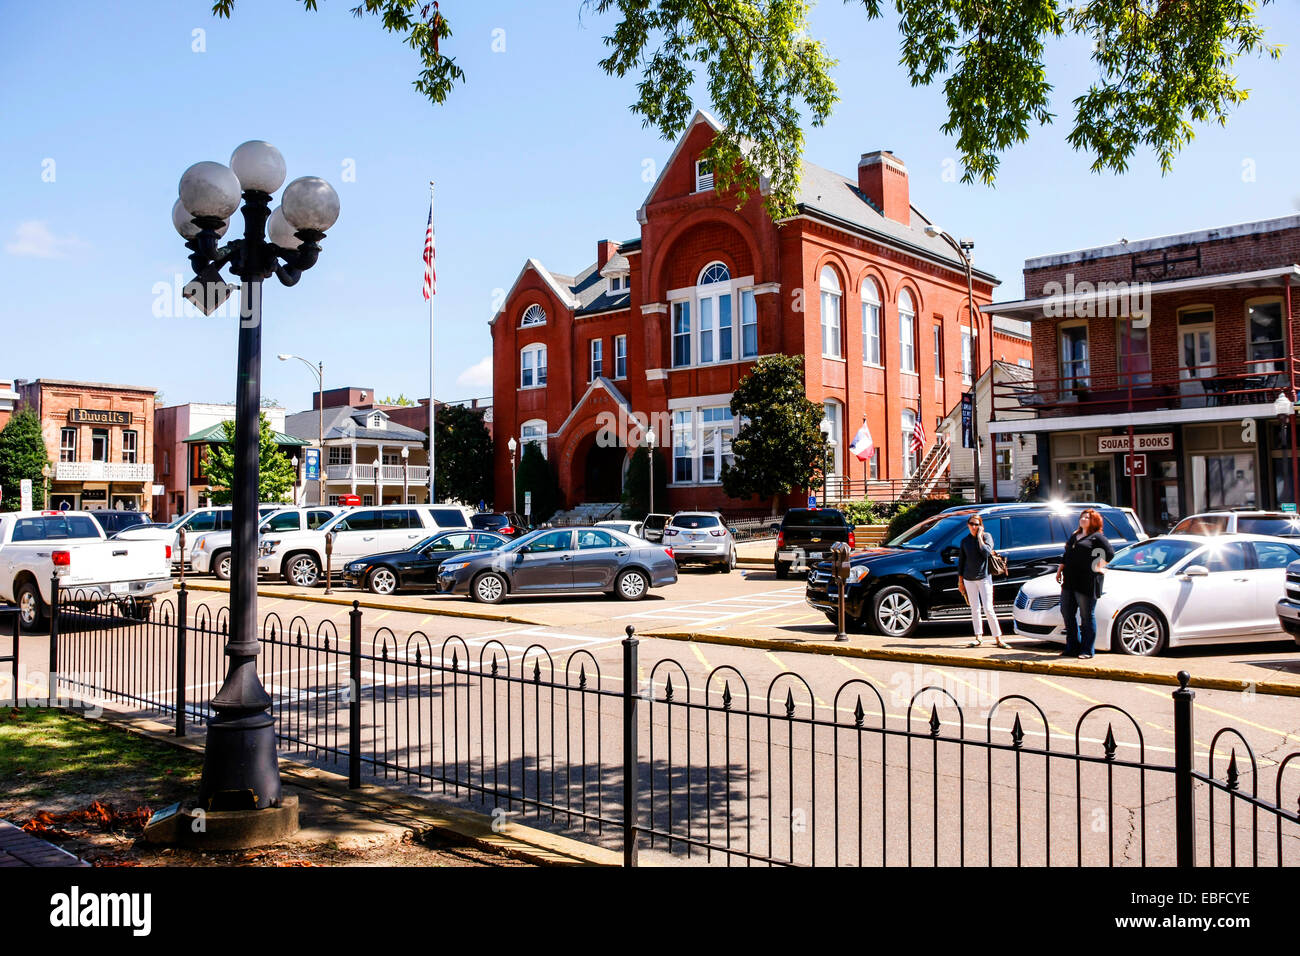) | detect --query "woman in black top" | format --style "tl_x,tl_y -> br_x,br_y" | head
1055,508 -> 1115,659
